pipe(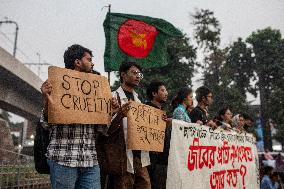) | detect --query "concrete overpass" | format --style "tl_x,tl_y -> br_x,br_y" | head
0,47 -> 43,122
